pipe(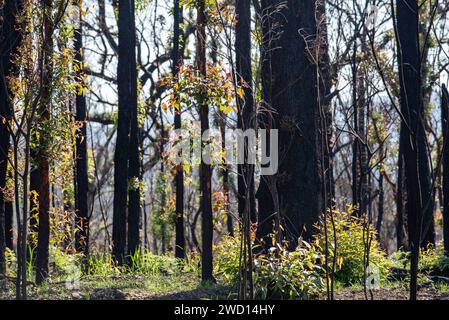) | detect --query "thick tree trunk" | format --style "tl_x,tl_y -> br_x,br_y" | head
395,0 -> 427,300
112,0 -> 136,265
0,0 -> 22,275
73,0 -> 89,257
442,84 -> 449,255
126,0 -> 140,261
197,0 -> 214,282
35,0 -> 53,285
257,0 -> 323,249
173,0 -> 185,259
235,0 -> 256,223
